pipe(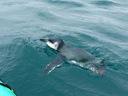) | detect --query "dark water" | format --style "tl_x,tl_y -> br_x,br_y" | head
0,0 -> 128,96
